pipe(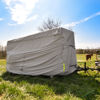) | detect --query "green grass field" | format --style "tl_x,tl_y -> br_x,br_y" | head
0,54 -> 100,100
